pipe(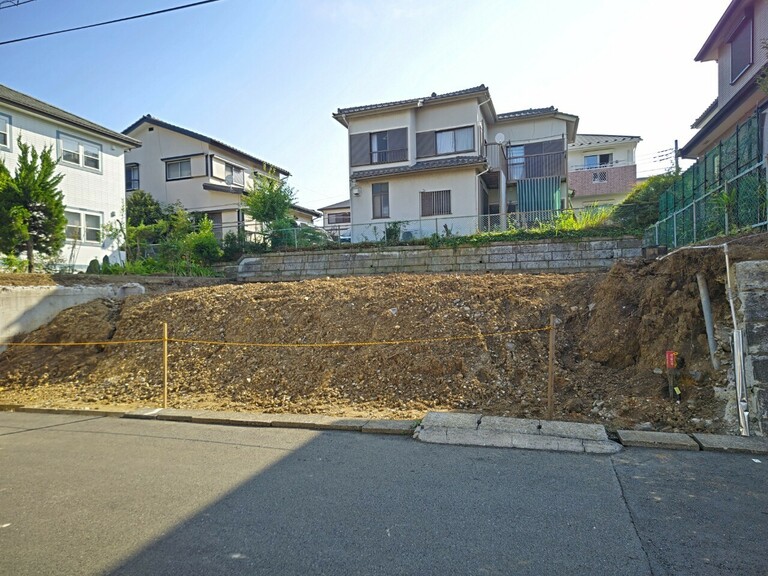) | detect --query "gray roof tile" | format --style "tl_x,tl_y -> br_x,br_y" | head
496,106 -> 557,120
335,85 -> 489,116
0,83 -> 140,147
569,134 -> 642,148
352,156 -> 486,180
